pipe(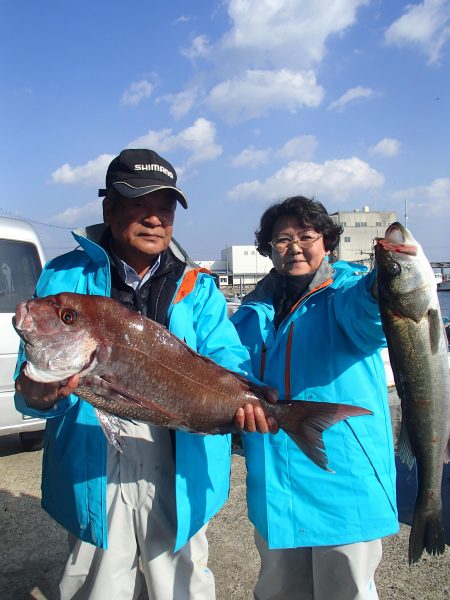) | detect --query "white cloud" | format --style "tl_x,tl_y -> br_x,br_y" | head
393,178 -> 450,214
231,146 -> 270,168
49,118 -> 221,188
51,200 -> 103,227
206,69 -> 324,122
121,80 -> 155,107
221,0 -> 369,70
174,2 -> 370,124
128,118 -> 222,165
50,154 -> 114,186
327,86 -> 376,111
385,0 -> 450,64
174,15 -> 191,24
231,135 -> 317,168
369,138 -> 400,157
159,88 -> 199,119
227,157 -> 384,202
278,135 -> 317,160
176,2 -> 369,124
182,35 -> 211,61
